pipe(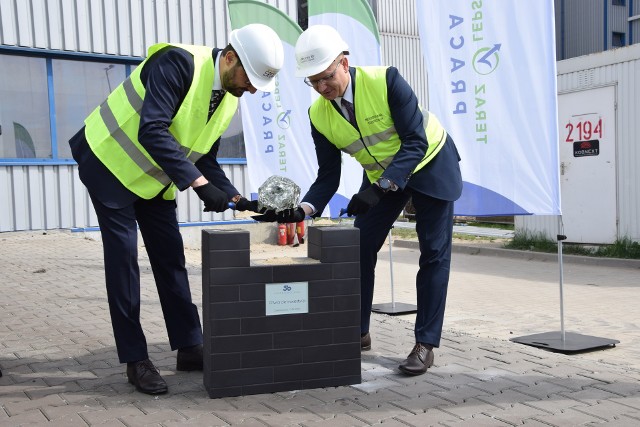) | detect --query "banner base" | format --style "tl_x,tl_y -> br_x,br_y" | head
510,331 -> 619,354
371,302 -> 417,315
